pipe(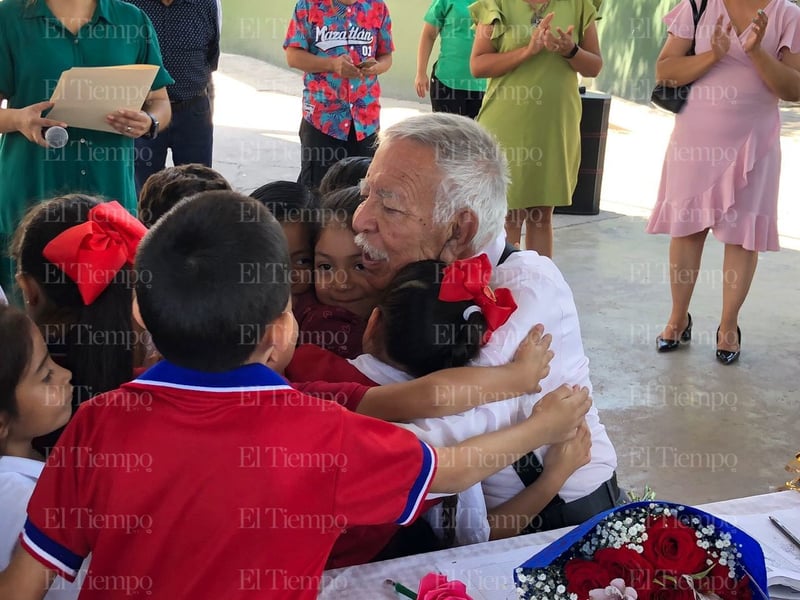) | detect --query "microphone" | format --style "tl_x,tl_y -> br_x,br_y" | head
44,126 -> 69,149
